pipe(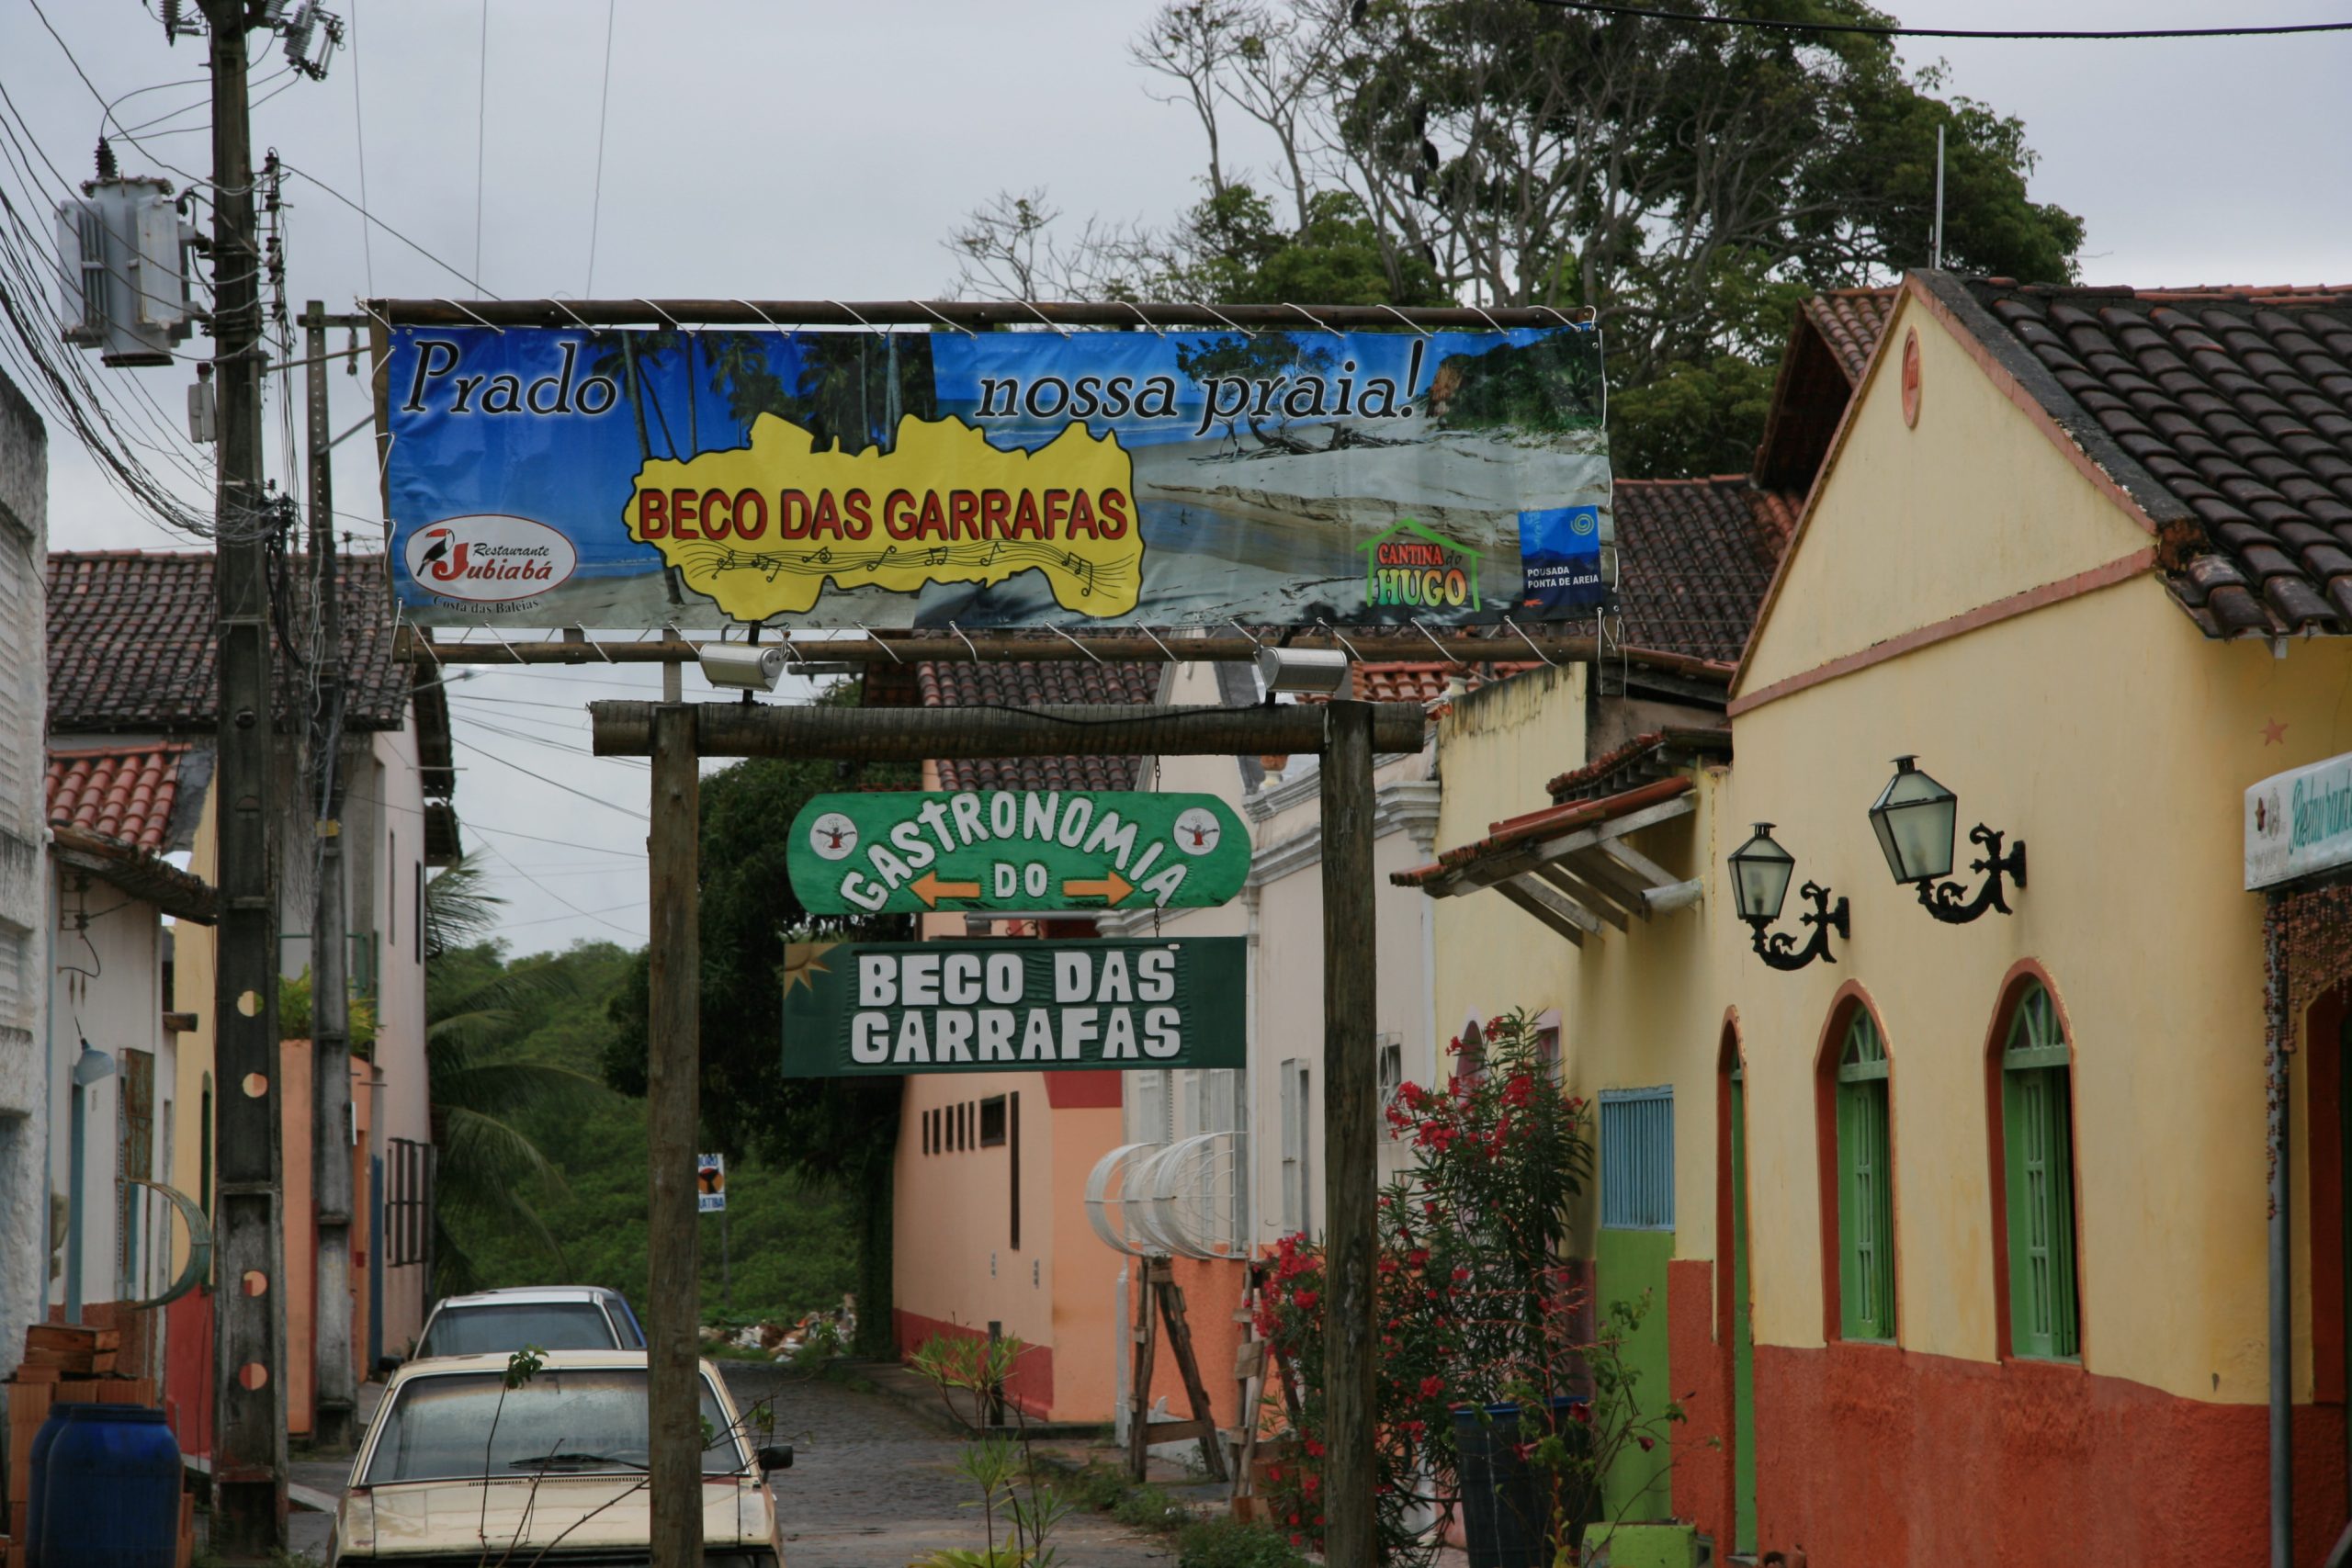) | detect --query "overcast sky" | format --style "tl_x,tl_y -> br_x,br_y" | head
4,0 -> 2346,954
